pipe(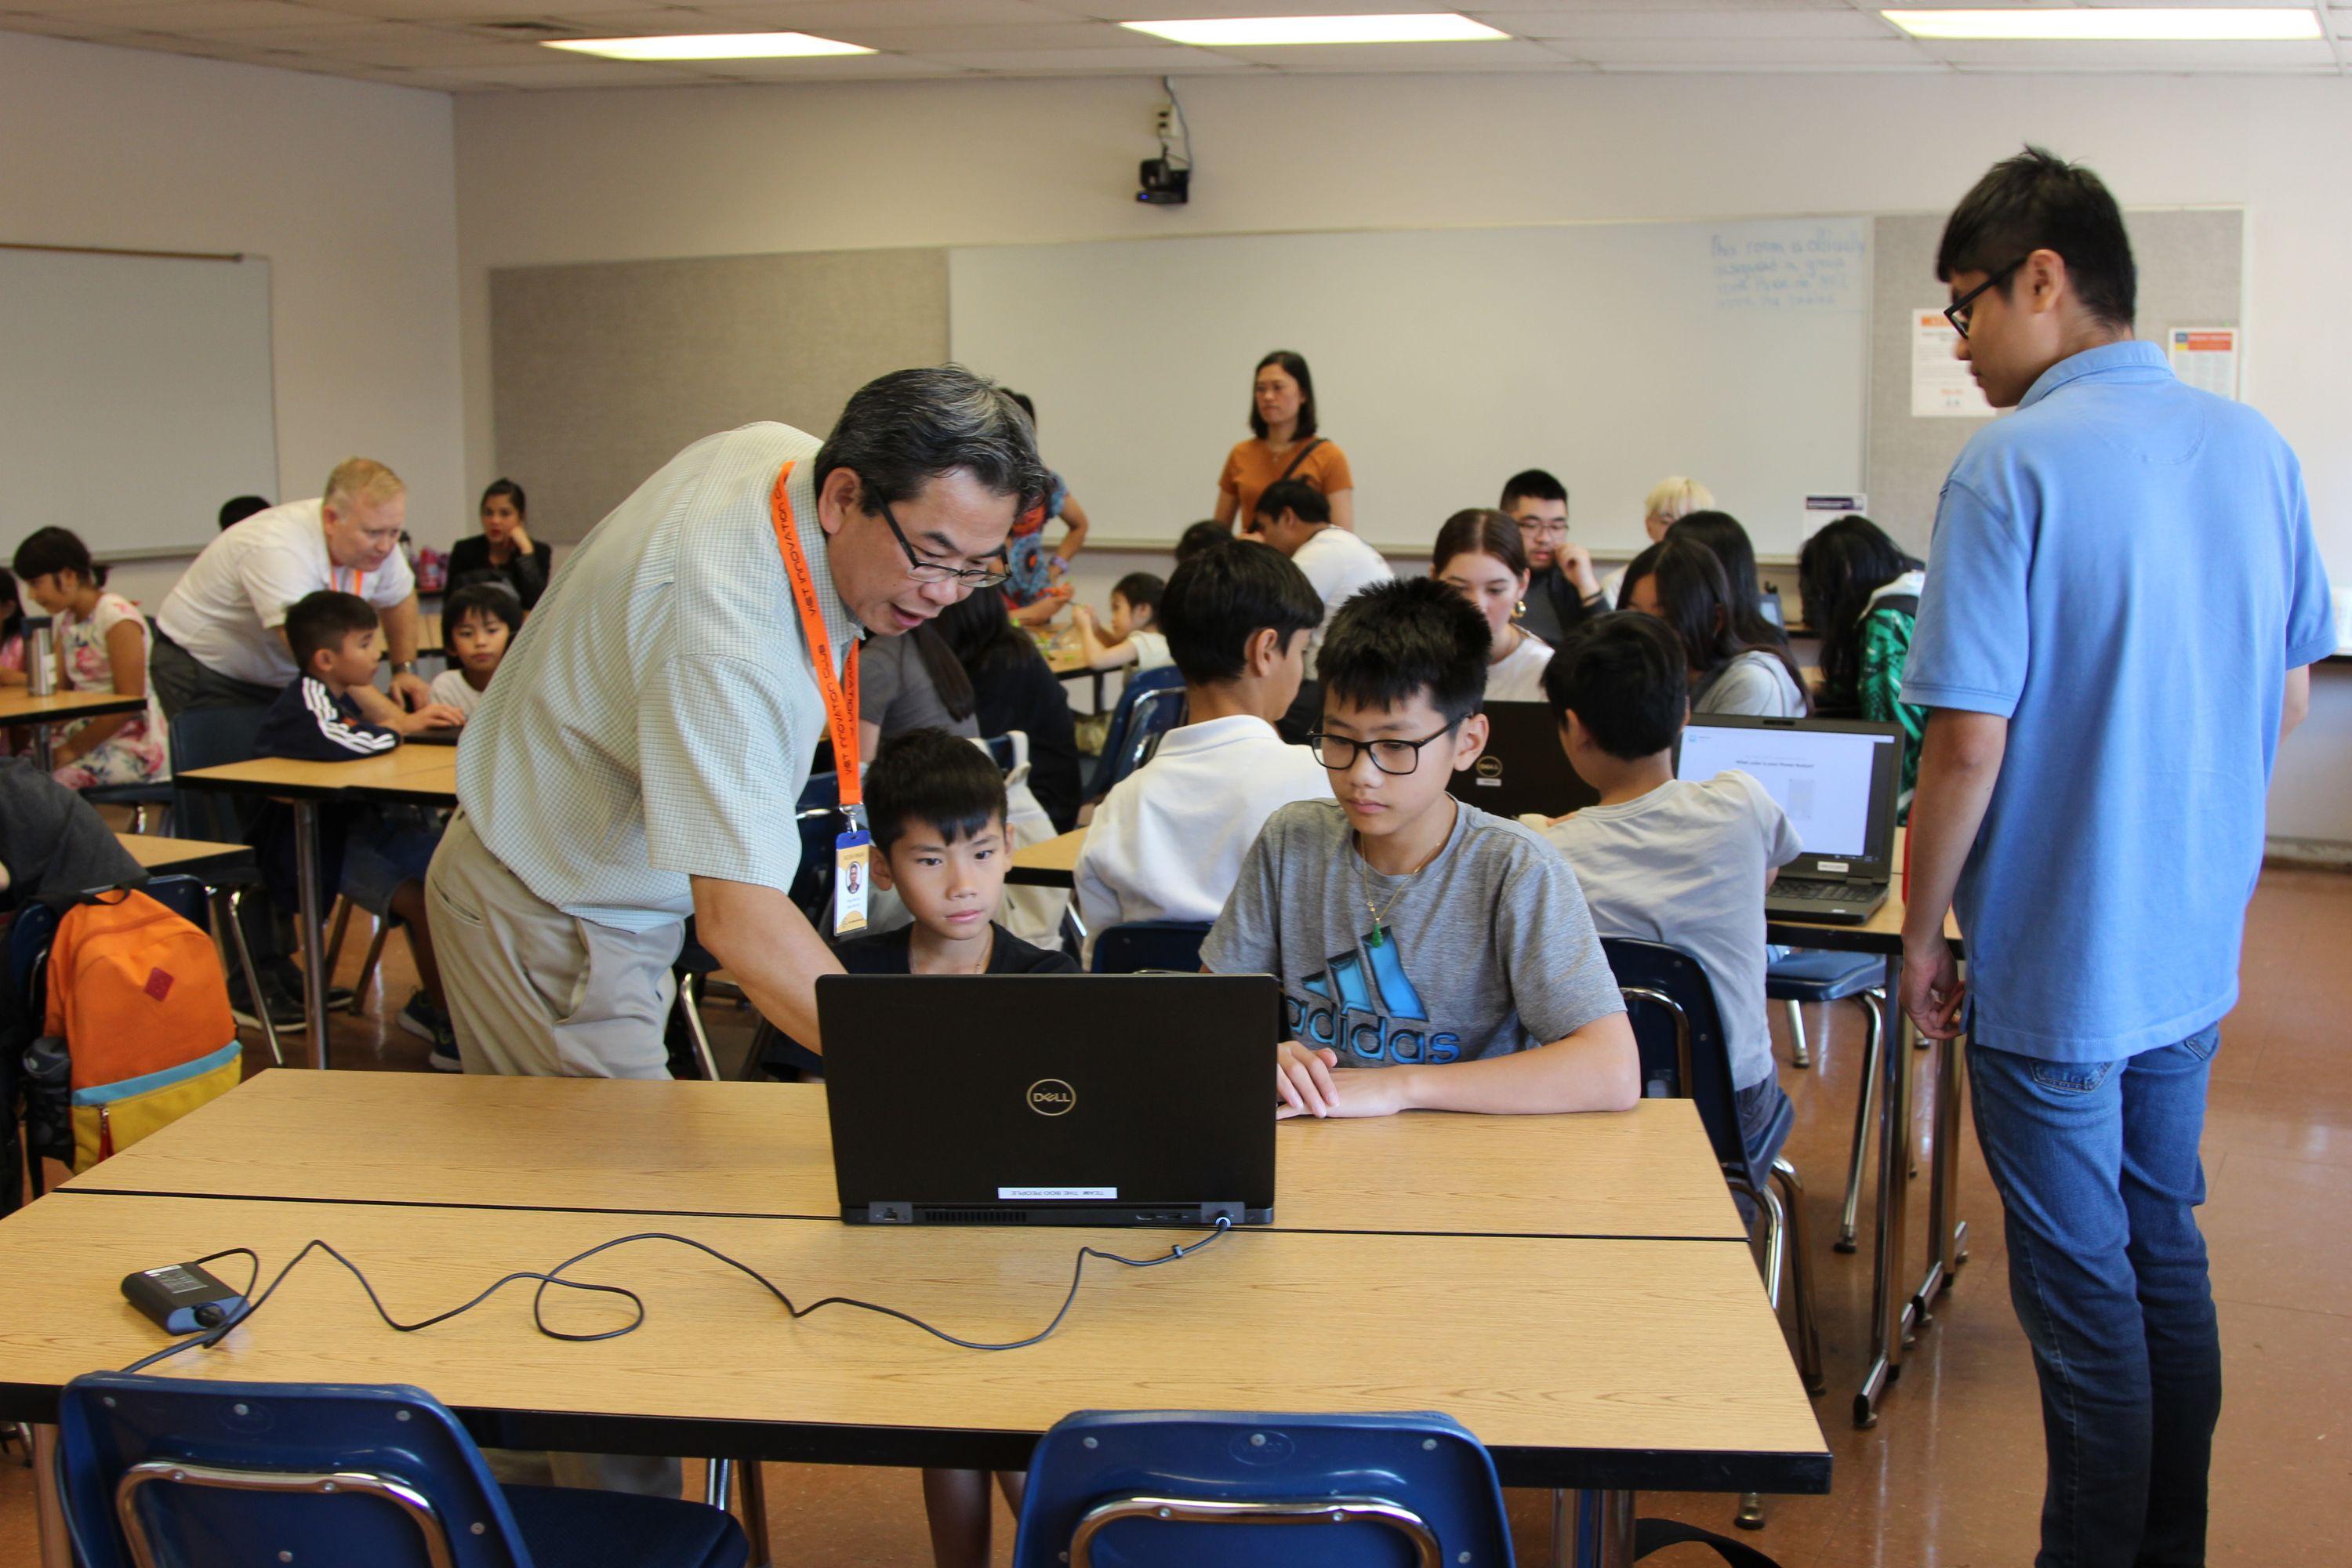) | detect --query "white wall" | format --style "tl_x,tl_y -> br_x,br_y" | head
454,68 -> 2352,844
0,32 -> 465,615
